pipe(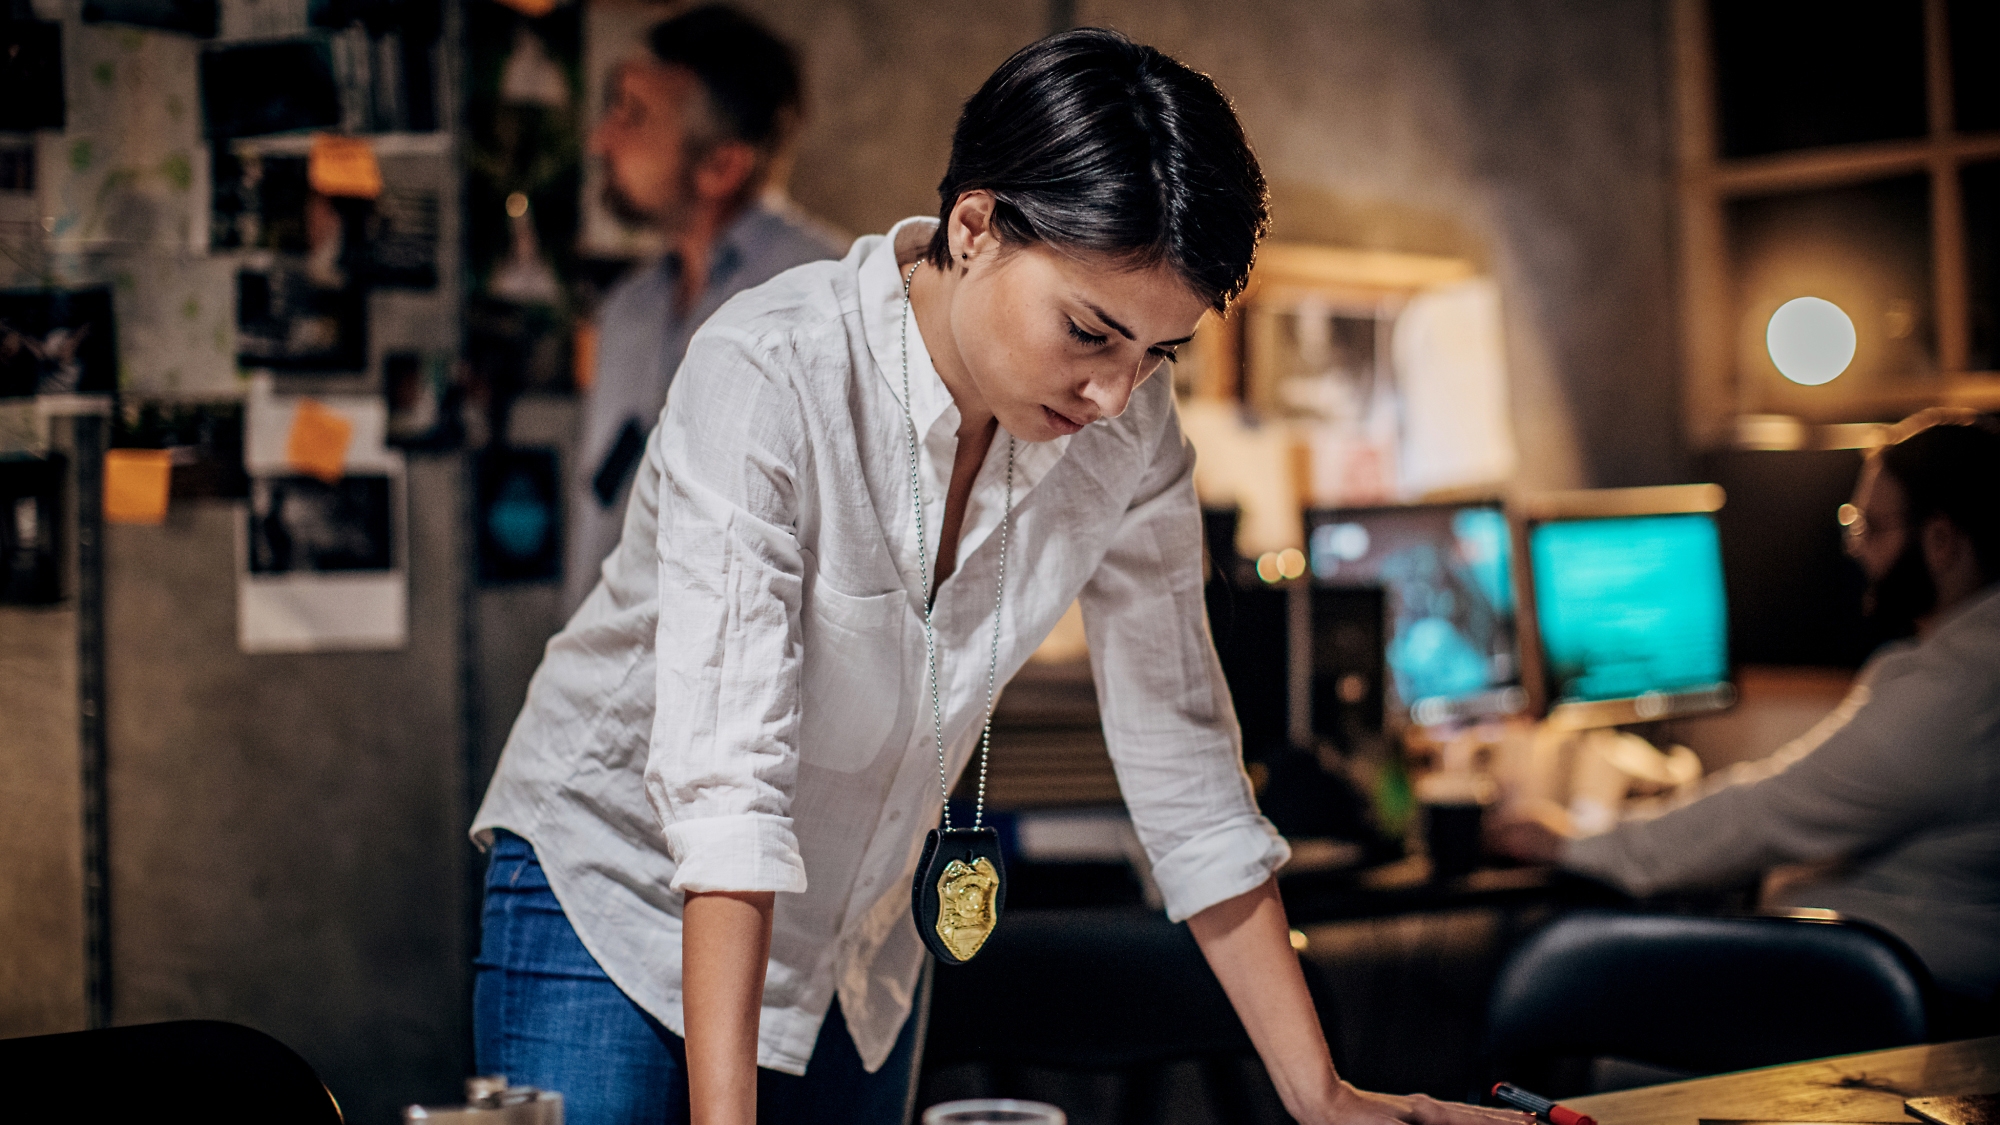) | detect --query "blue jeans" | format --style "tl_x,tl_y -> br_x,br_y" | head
474,831 -> 928,1125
